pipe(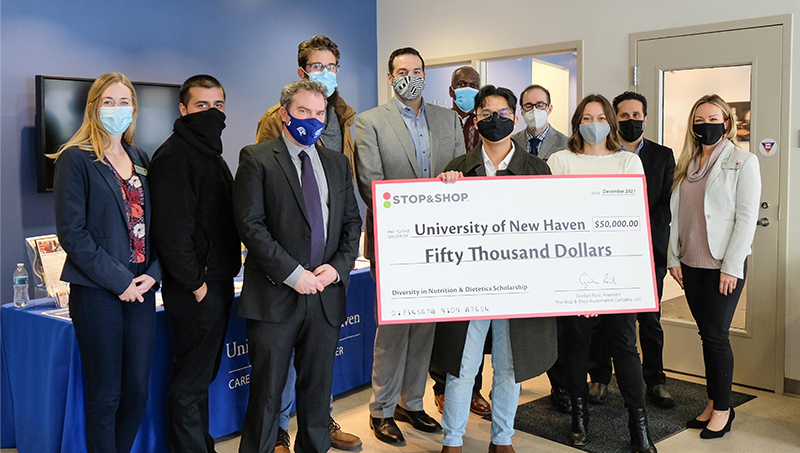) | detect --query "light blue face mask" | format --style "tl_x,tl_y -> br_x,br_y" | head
307,69 -> 337,97
453,87 -> 478,113
99,106 -> 133,136
579,122 -> 611,145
